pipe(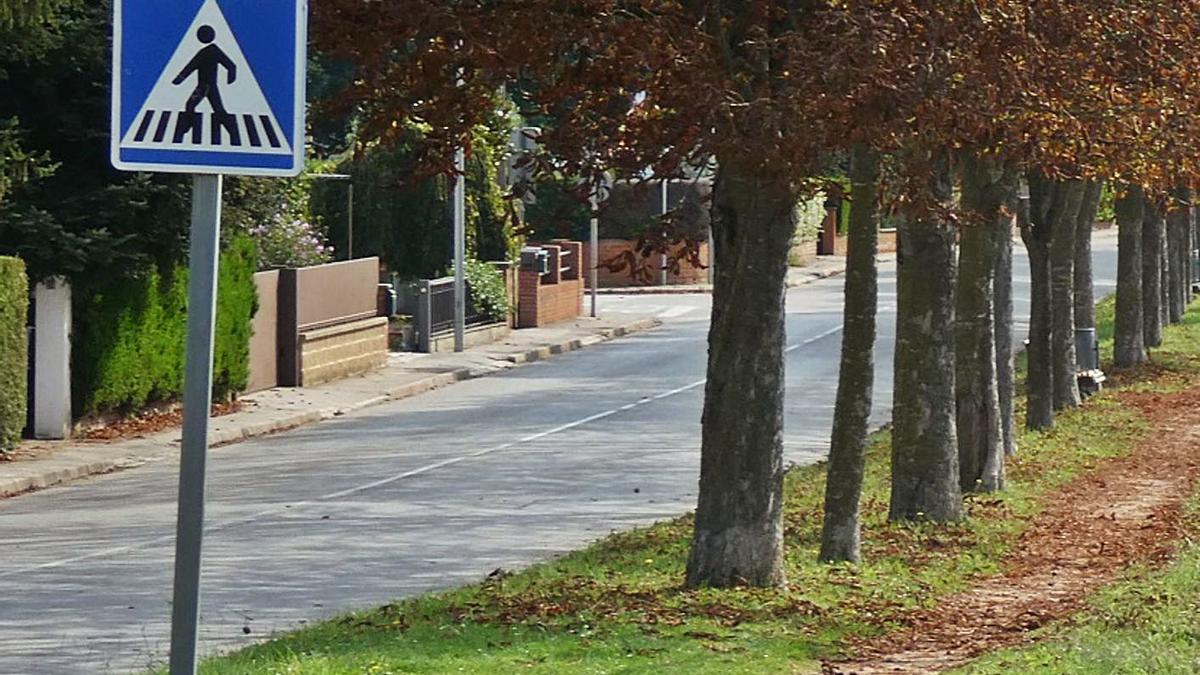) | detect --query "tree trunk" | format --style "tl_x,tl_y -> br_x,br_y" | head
956,157 -> 1014,493
686,159 -> 797,589
996,192 -> 1017,456
1160,226 -> 1170,328
1114,186 -> 1146,368
1021,176 -> 1057,430
890,154 -> 962,523
1185,201 -> 1195,302
820,145 -> 880,564
1167,187 -> 1189,324
1142,202 -> 1164,349
1051,180 -> 1085,410
1074,181 -> 1102,332
1184,196 -> 1195,306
